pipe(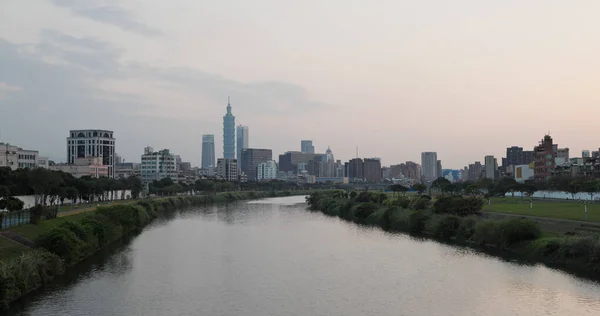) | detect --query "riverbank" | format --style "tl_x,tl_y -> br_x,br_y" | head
307,191 -> 600,279
0,191 -> 307,308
